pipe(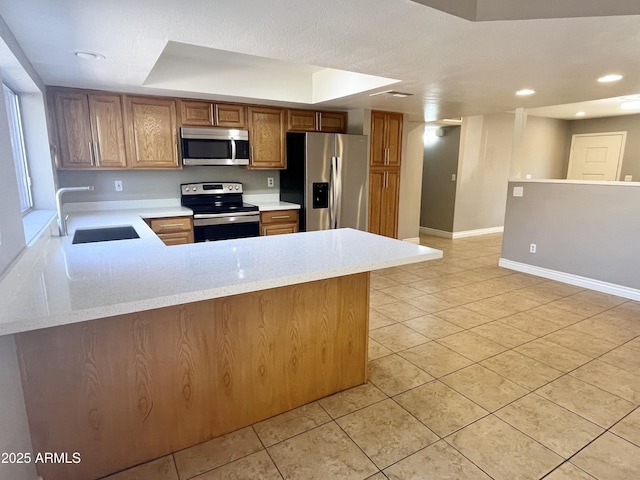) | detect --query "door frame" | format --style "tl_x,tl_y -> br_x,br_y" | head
567,131 -> 627,181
